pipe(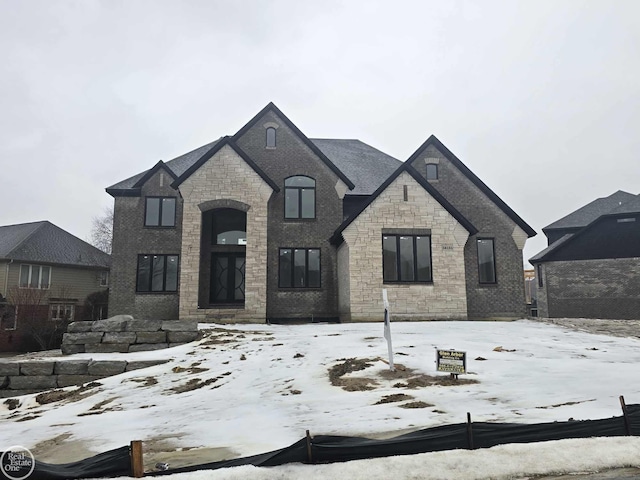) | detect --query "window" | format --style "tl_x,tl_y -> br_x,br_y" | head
99,271 -> 109,287
537,264 -> 543,288
145,197 -> 176,227
212,208 -> 247,245
136,254 -> 179,292
19,265 -> 50,289
279,248 -> 320,288
266,127 -> 276,148
50,304 -> 74,321
382,235 -> 432,283
284,176 -> 315,219
477,238 -> 497,284
426,164 -> 438,180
